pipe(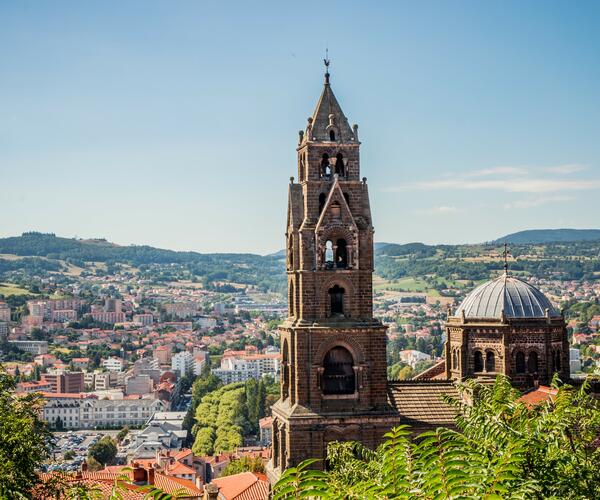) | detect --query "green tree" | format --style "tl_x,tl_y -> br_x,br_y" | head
221,456 -> 265,477
0,369 -> 51,497
273,376 -> 600,499
116,426 -> 129,443
88,436 -> 117,466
